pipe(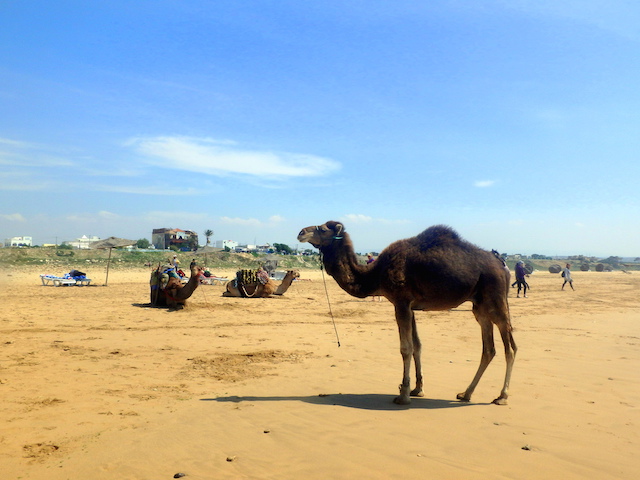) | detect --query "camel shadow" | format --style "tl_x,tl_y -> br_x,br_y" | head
131,303 -> 184,311
201,393 -> 488,411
